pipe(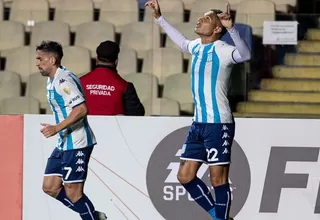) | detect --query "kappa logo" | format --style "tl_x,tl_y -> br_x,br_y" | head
76,166 -> 85,172
76,158 -> 85,165
146,126 -> 251,220
76,151 -> 85,157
